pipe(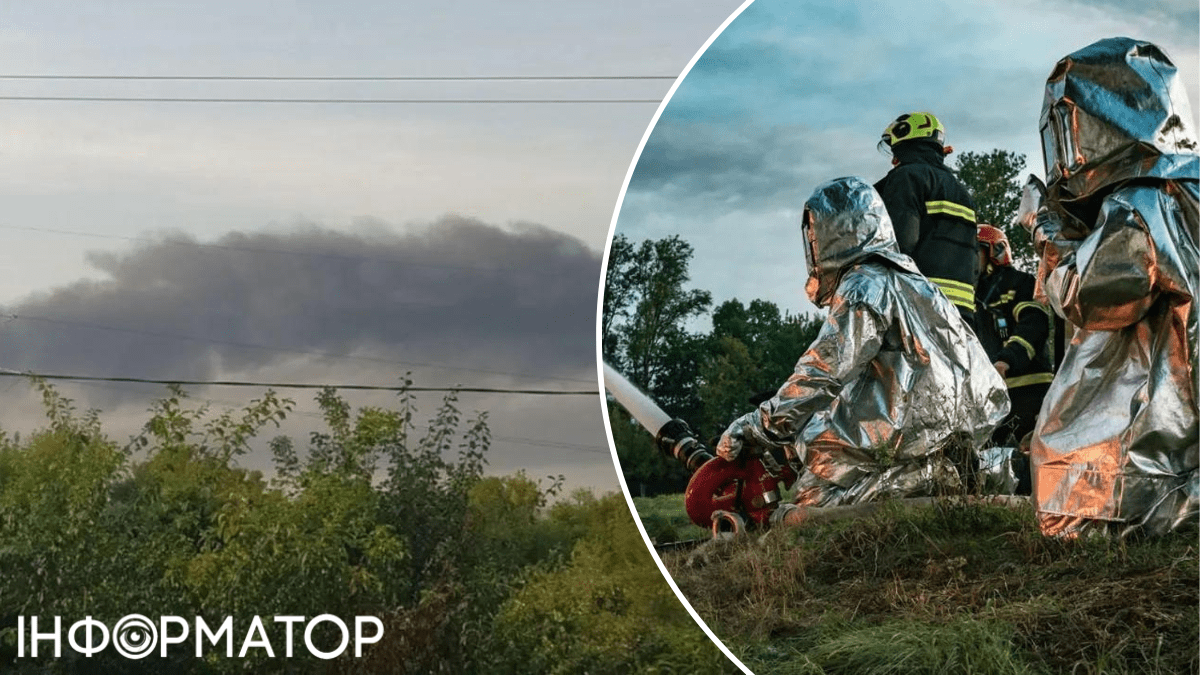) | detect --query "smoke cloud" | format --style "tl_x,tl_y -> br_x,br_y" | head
1,216 -> 600,390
